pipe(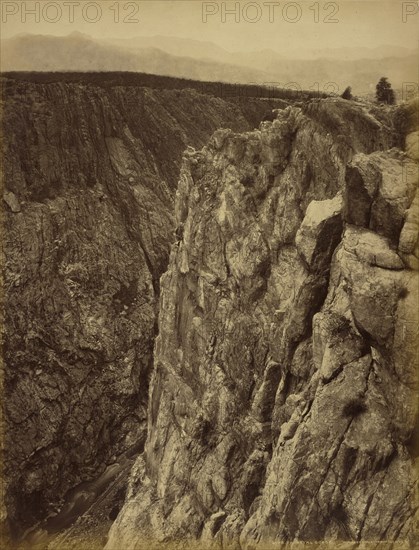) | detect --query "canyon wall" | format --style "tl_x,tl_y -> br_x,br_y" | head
107,98 -> 418,548
1,76 -> 279,535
